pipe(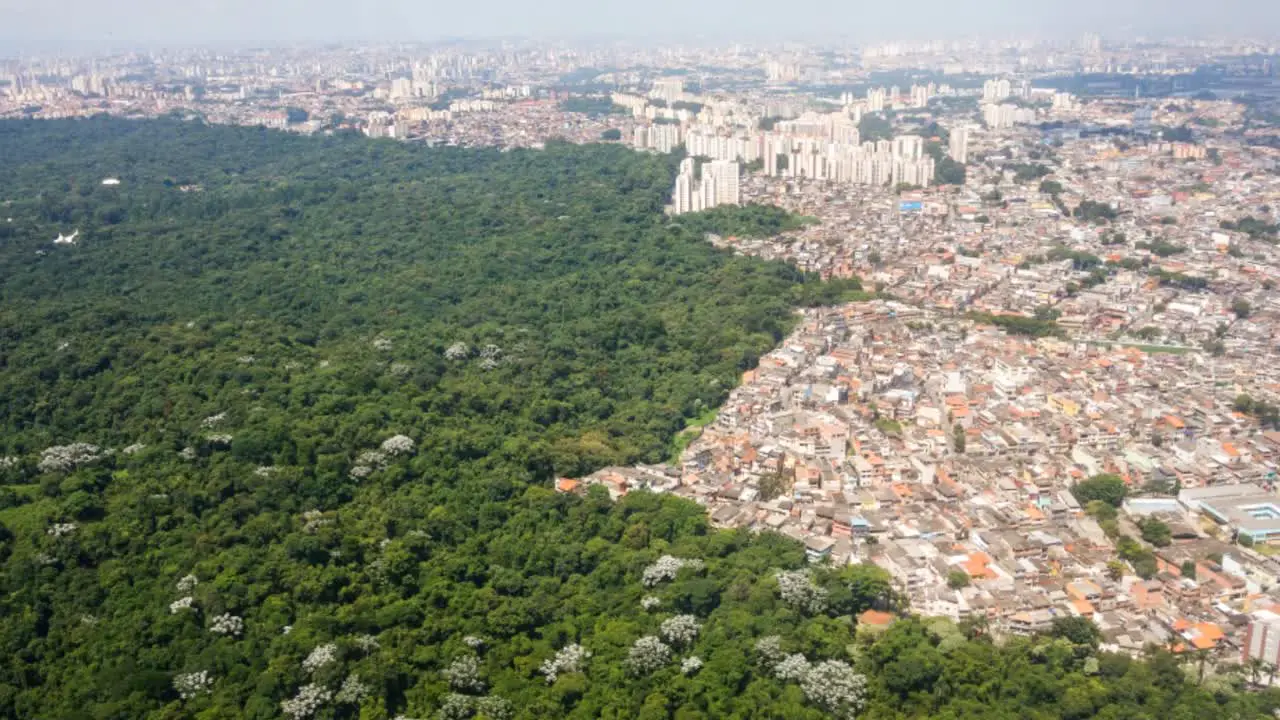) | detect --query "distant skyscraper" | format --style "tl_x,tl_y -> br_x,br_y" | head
866,87 -> 886,113
948,126 -> 969,164
982,79 -> 1012,103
